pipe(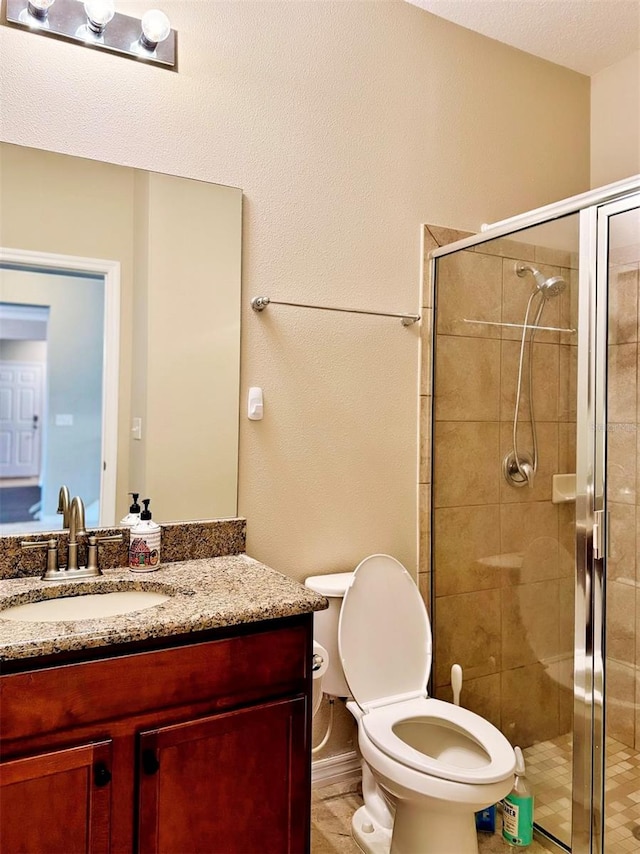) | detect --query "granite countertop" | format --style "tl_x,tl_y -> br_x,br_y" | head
0,554 -> 328,663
